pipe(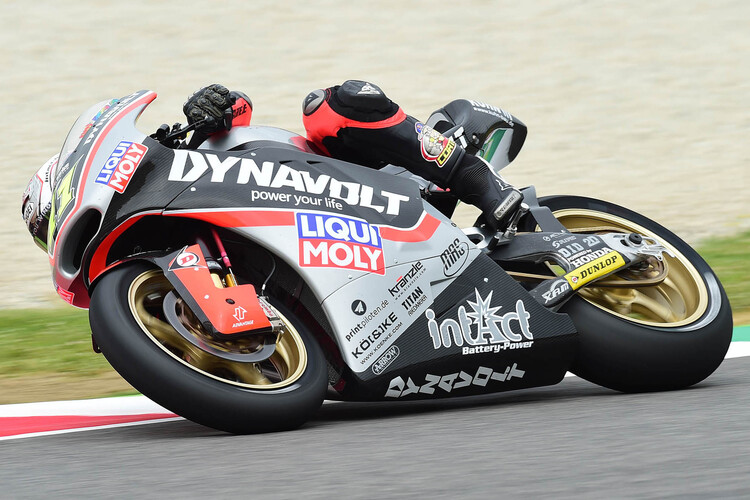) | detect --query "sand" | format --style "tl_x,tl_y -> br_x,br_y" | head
1,0 -> 747,308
